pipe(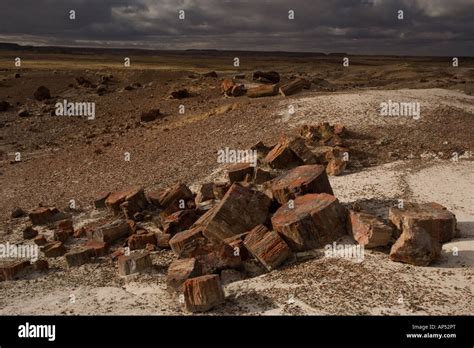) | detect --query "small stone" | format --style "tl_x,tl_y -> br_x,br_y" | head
11,207 -> 26,218
23,226 -> 38,240
33,86 -> 51,101
33,235 -> 47,246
